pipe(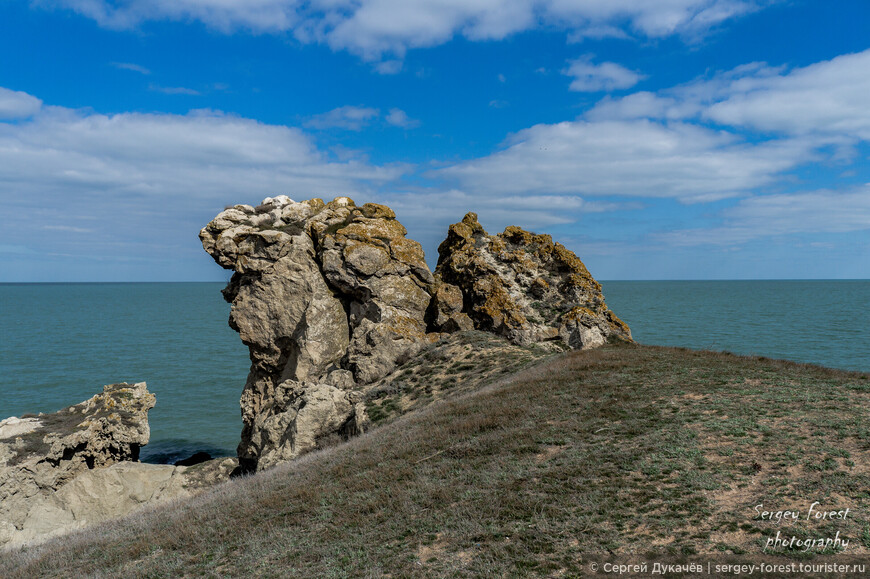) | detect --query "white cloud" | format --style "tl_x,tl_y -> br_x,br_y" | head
436,119 -> 810,202
111,62 -> 151,74
563,57 -> 645,92
703,50 -> 870,140
43,0 -> 767,63
656,186 -> 870,246
385,108 -> 420,129
0,87 -> 43,120
373,60 -> 403,74
376,188 -> 626,259
587,92 -> 694,121
381,189 -> 578,231
149,84 -> 201,95
0,89 -> 407,245
43,225 -> 94,233
303,105 -> 381,131
590,49 -> 870,142
49,0 -> 301,32
317,0 -> 764,59
566,24 -> 630,42
304,105 -> 419,130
